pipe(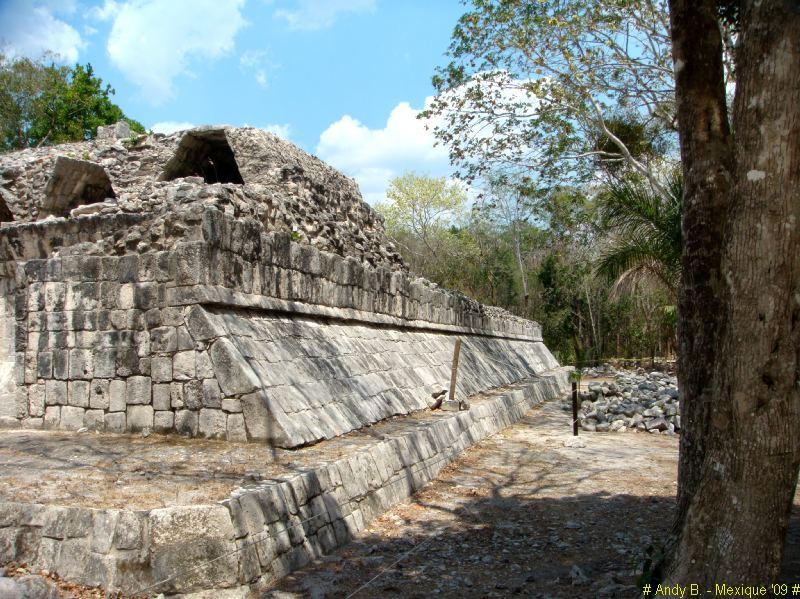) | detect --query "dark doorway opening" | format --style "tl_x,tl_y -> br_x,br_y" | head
0,195 -> 13,223
159,129 -> 244,184
41,157 -> 116,218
